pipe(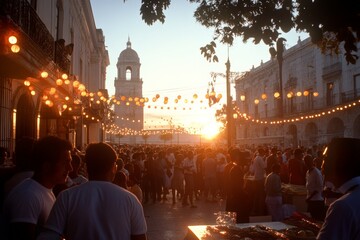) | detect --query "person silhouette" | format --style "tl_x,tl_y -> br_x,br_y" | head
317,138 -> 360,240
